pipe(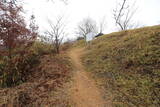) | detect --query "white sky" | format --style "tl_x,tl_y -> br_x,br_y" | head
22,0 -> 160,39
